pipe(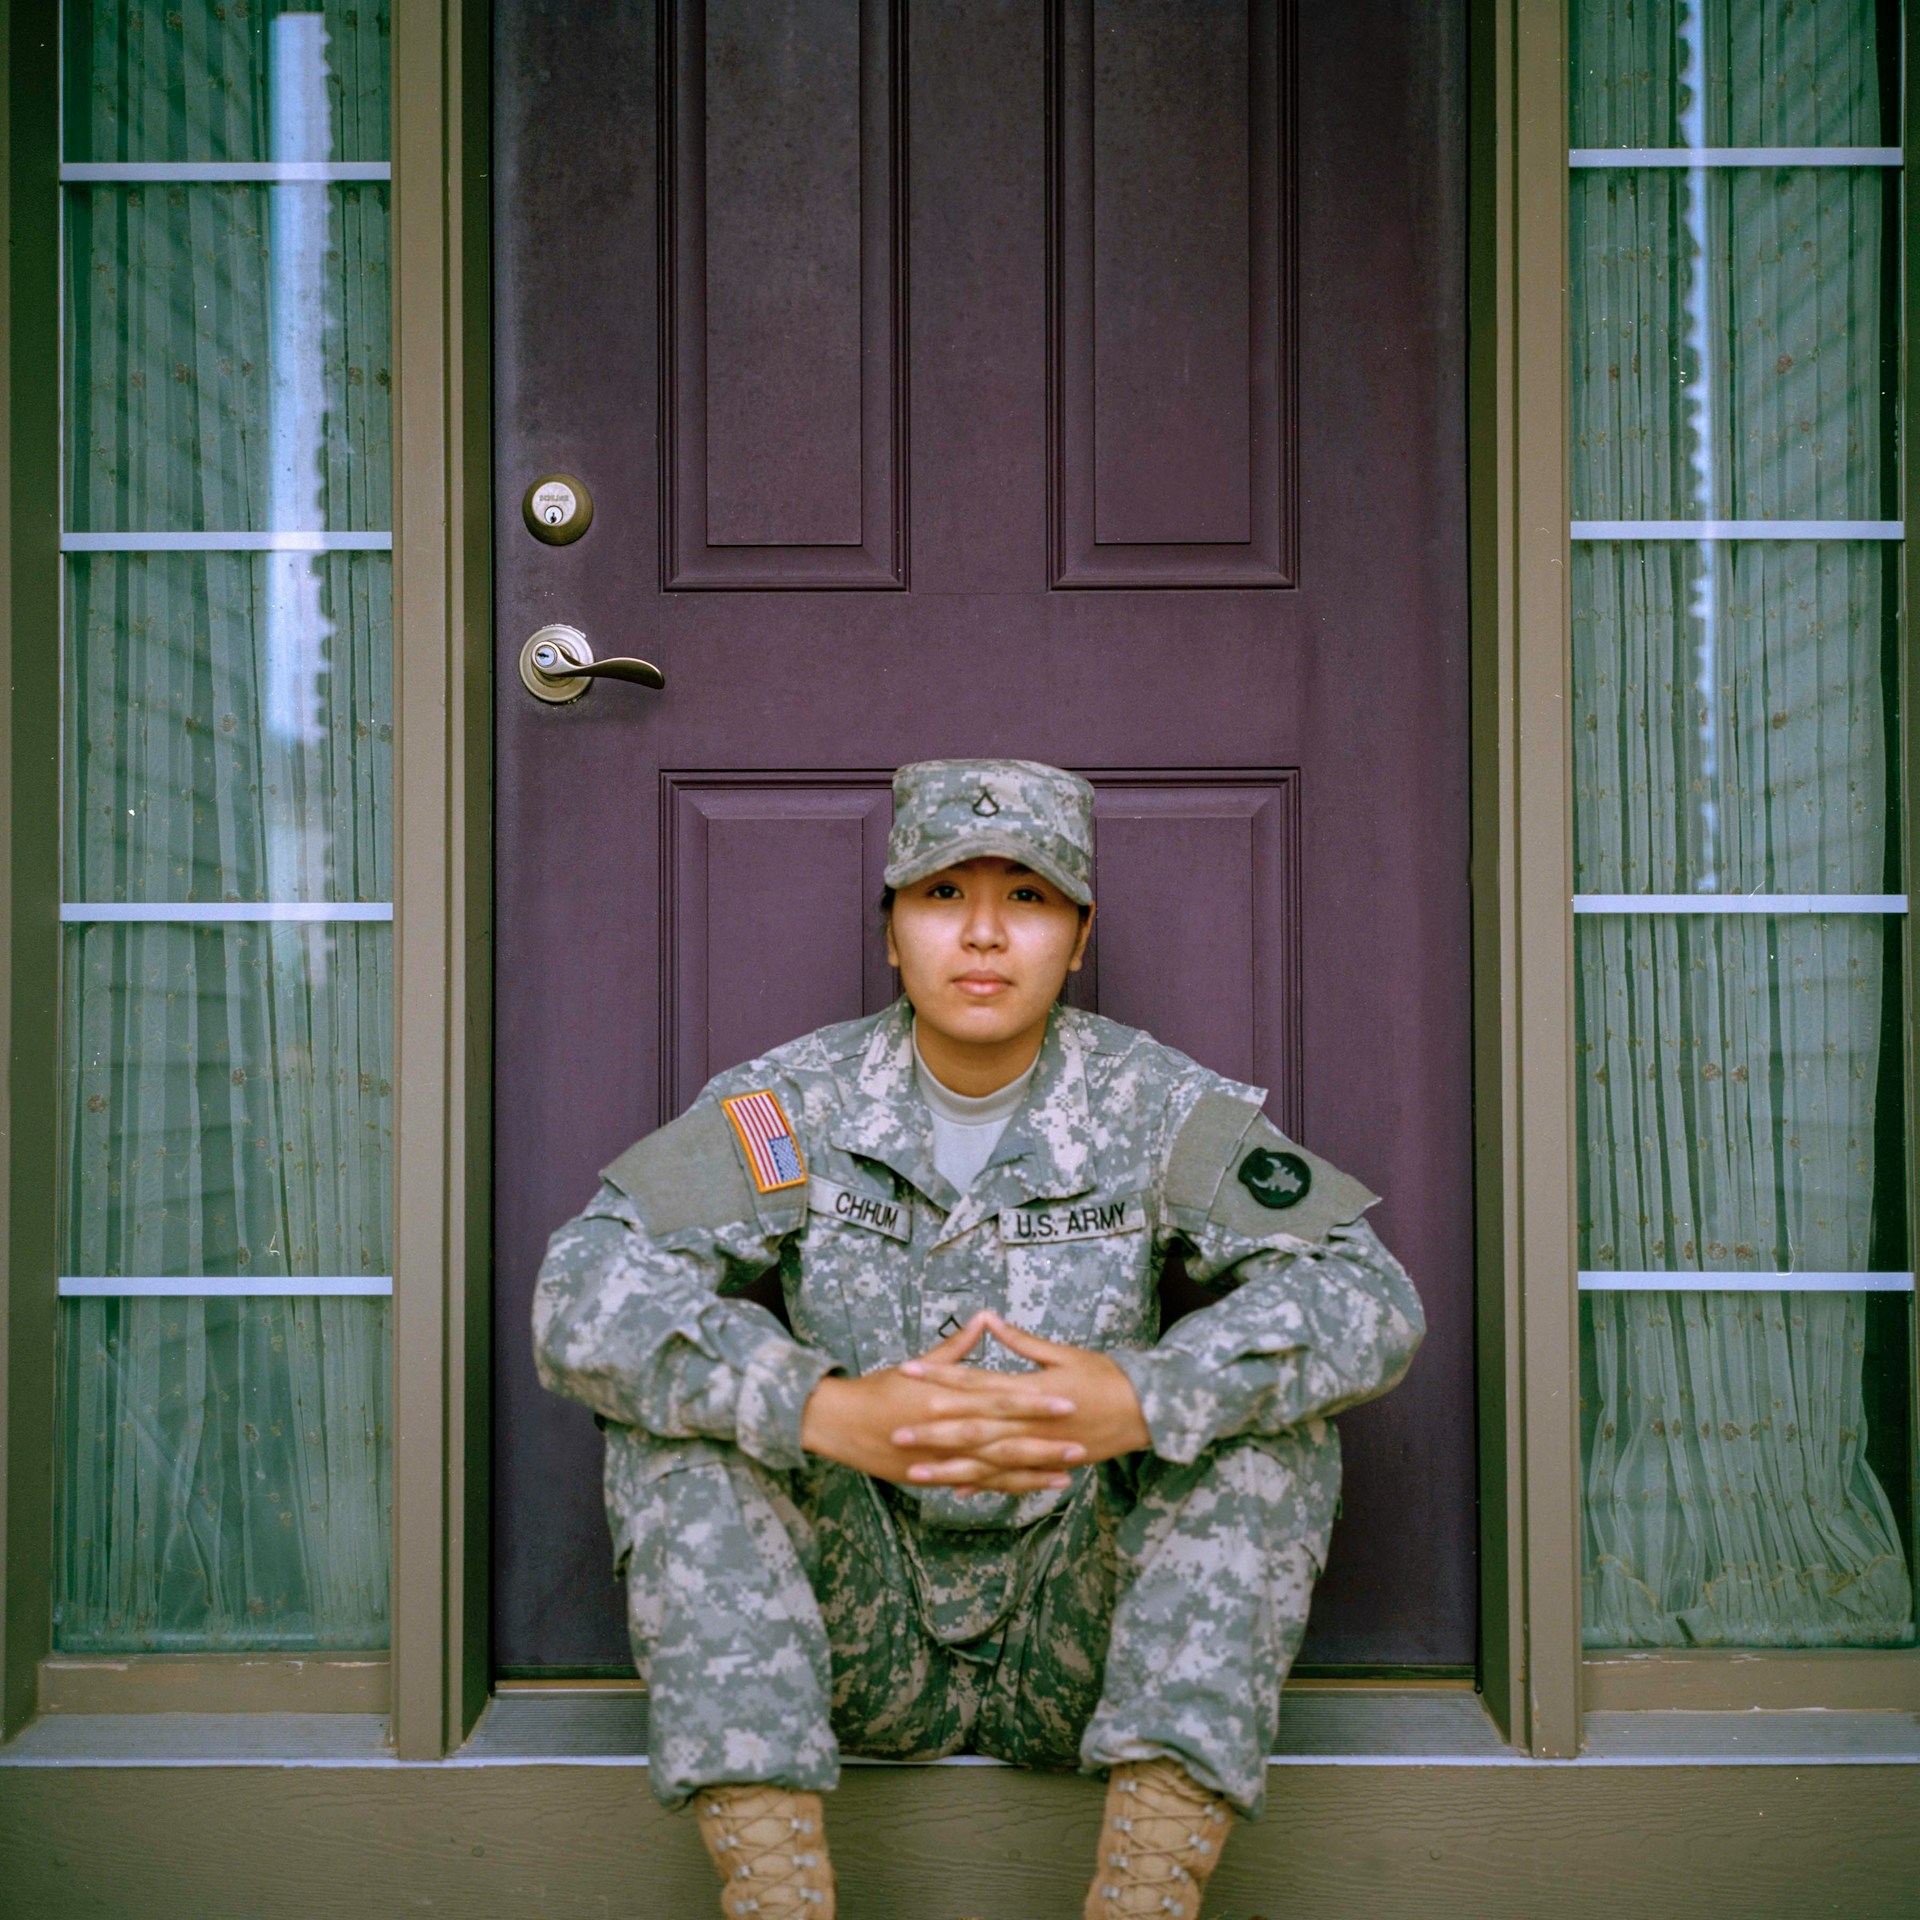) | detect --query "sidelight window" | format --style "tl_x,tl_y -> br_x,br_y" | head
1568,0 -> 1915,1648
51,2 -> 393,1654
